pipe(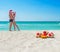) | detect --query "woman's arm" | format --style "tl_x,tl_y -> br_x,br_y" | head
14,12 -> 16,17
